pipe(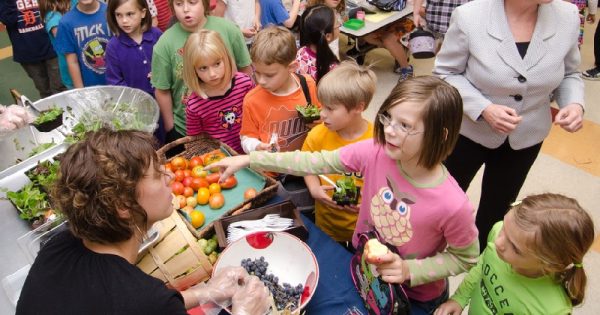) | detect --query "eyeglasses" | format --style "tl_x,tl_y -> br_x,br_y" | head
377,113 -> 424,136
